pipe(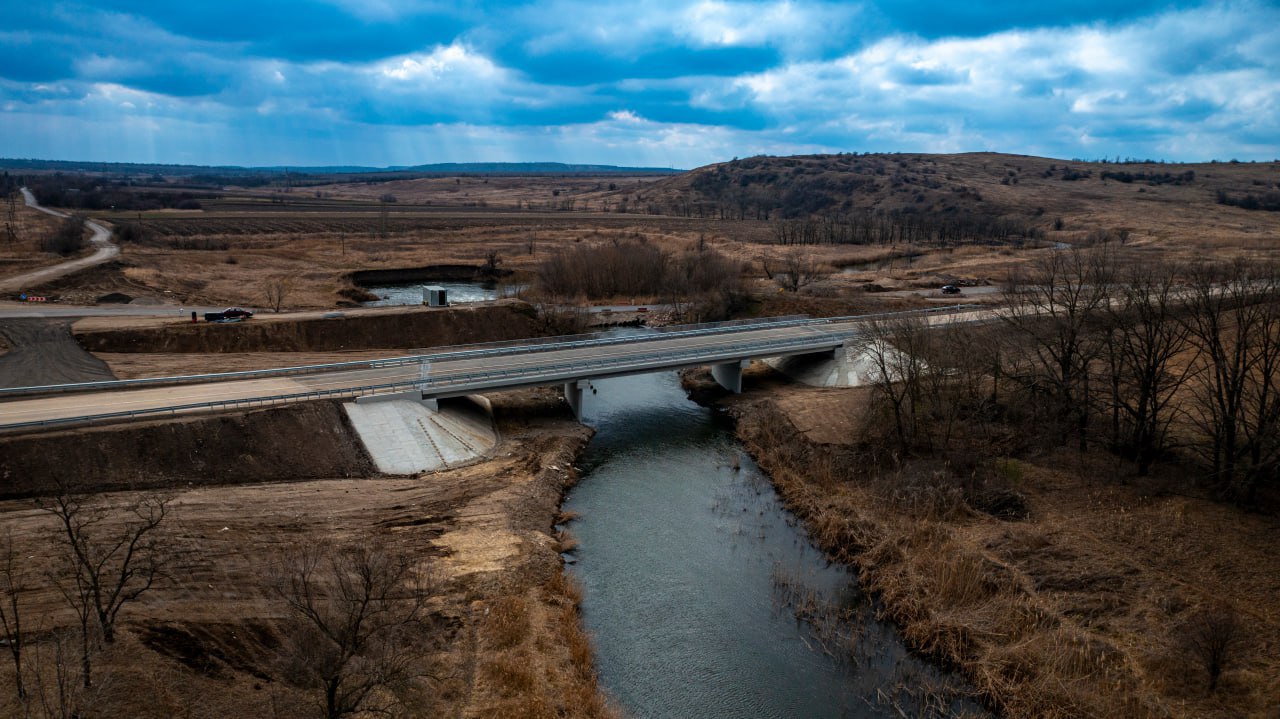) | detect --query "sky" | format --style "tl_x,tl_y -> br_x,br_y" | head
0,1 -> 1277,168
